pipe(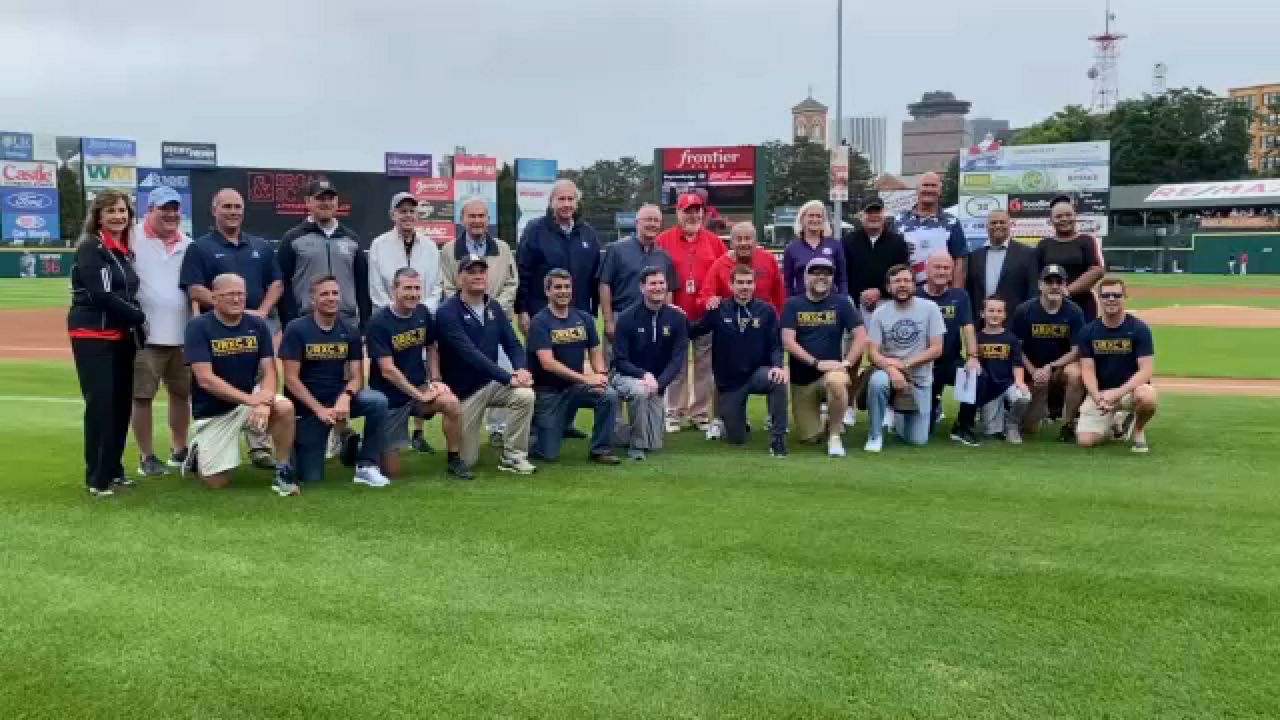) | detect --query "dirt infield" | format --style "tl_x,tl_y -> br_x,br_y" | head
1134,305 -> 1280,328
0,308 -> 70,359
